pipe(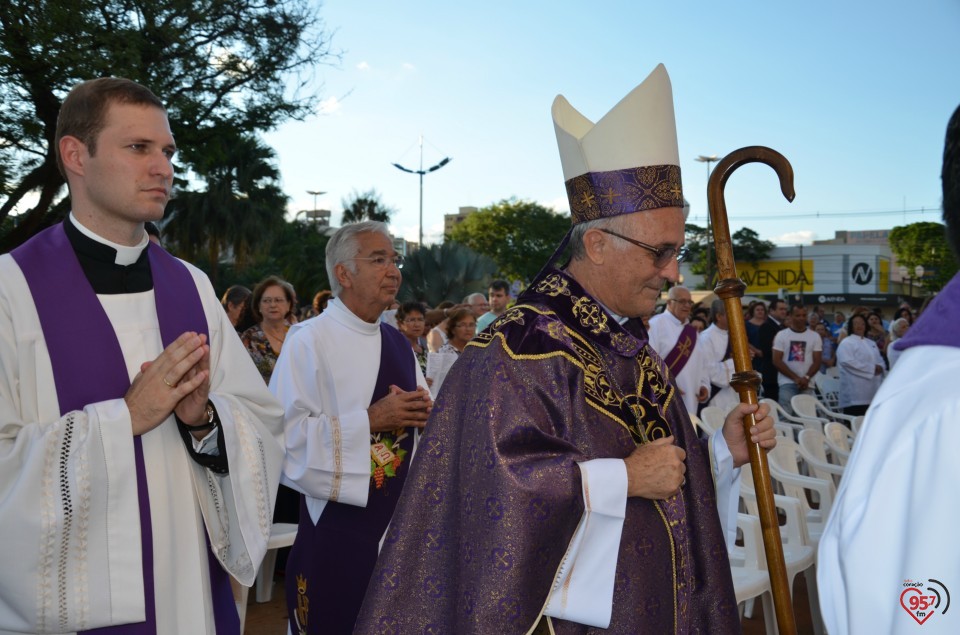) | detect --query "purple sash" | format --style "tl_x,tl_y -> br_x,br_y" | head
664,323 -> 699,375
11,223 -> 237,634
285,322 -> 417,635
